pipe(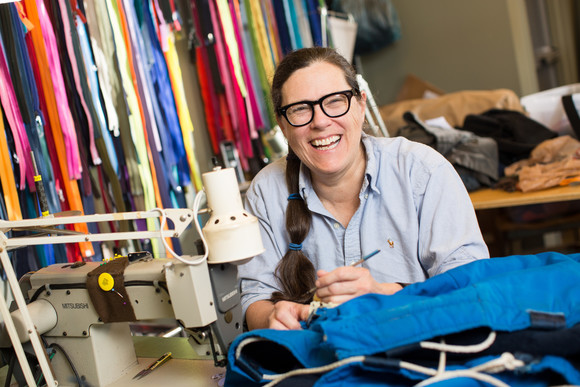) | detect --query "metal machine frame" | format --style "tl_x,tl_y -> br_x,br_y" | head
0,209 -> 197,386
